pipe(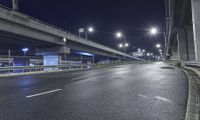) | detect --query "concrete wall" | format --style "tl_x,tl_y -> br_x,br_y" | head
177,30 -> 188,61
